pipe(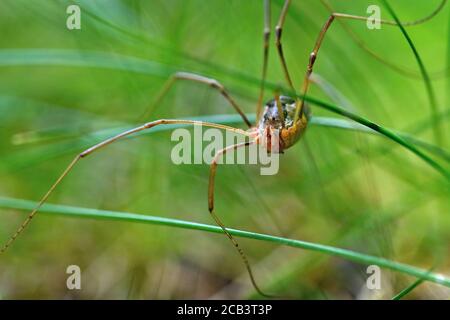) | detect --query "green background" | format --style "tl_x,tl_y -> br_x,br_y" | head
0,0 -> 448,299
